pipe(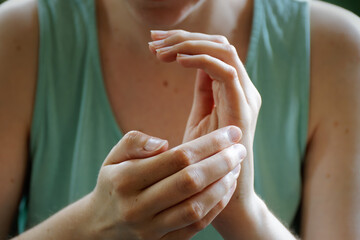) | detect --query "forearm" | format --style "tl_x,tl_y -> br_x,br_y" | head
213,194 -> 298,240
12,194 -> 98,240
